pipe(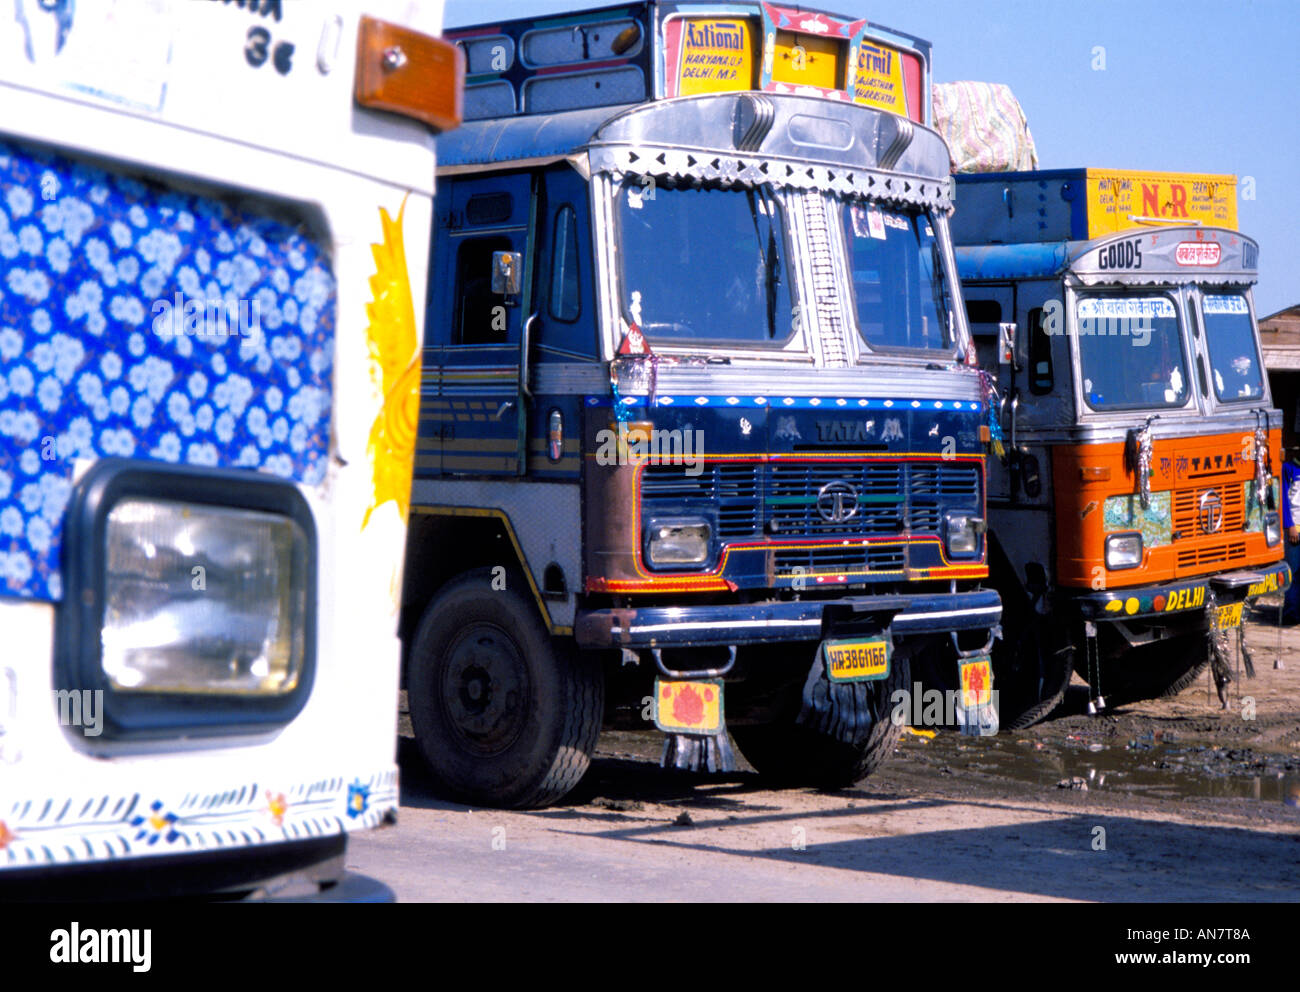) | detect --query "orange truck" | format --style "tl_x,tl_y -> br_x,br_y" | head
951,168 -> 1289,727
